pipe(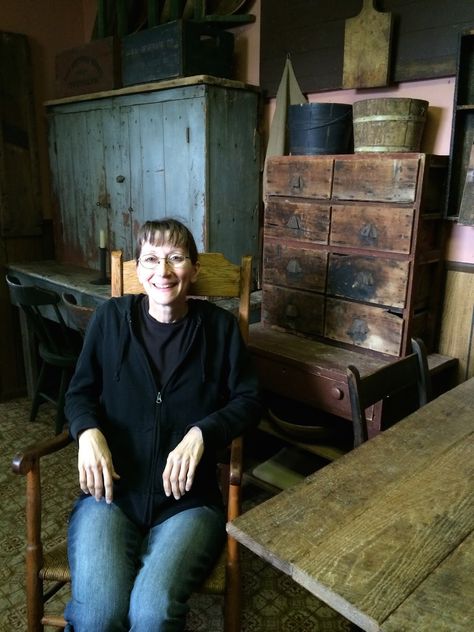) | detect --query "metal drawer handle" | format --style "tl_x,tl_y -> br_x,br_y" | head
291,175 -> 302,190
